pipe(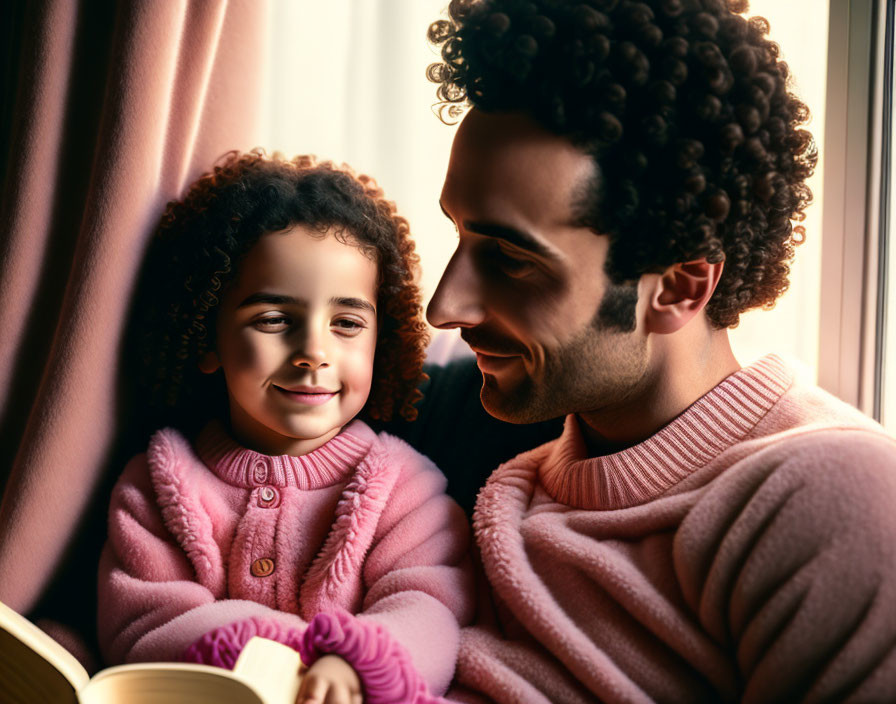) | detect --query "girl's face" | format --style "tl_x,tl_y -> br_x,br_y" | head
200,225 -> 379,456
